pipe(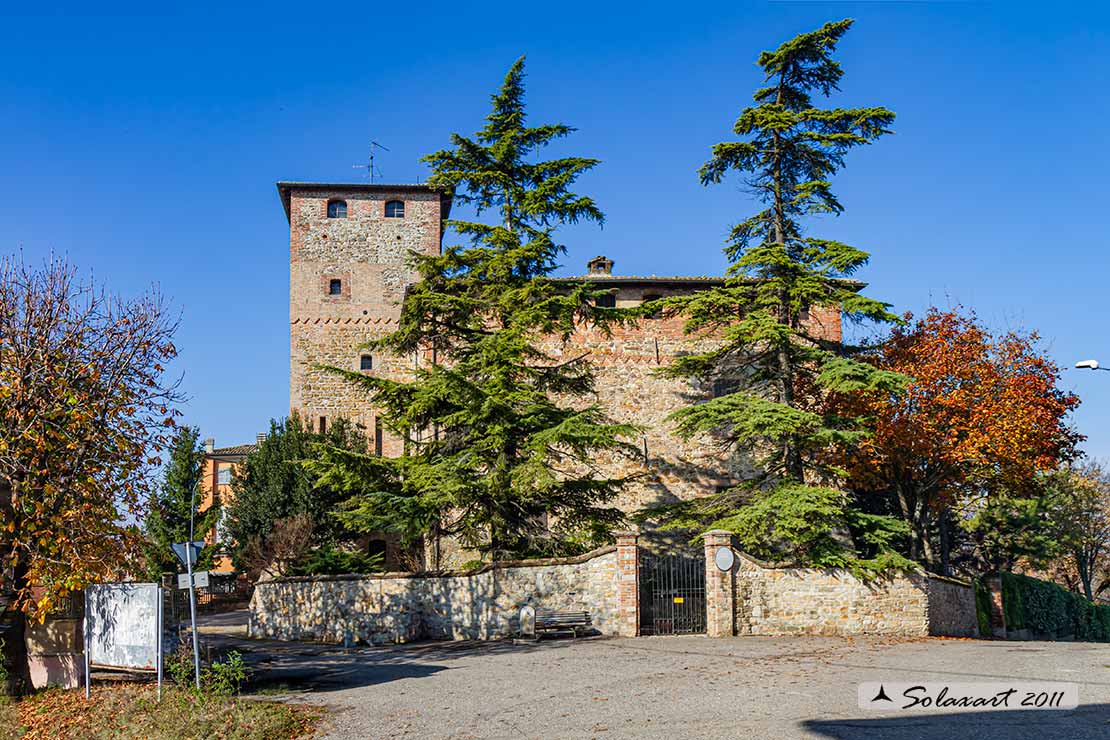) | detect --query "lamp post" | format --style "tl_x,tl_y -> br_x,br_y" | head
1076,360 -> 1110,372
